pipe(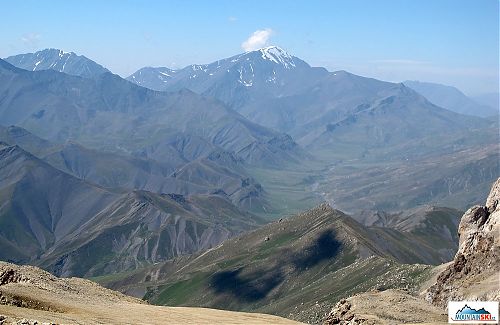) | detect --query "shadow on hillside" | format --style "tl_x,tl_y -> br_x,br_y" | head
209,229 -> 341,302
211,268 -> 283,302
290,230 -> 342,270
